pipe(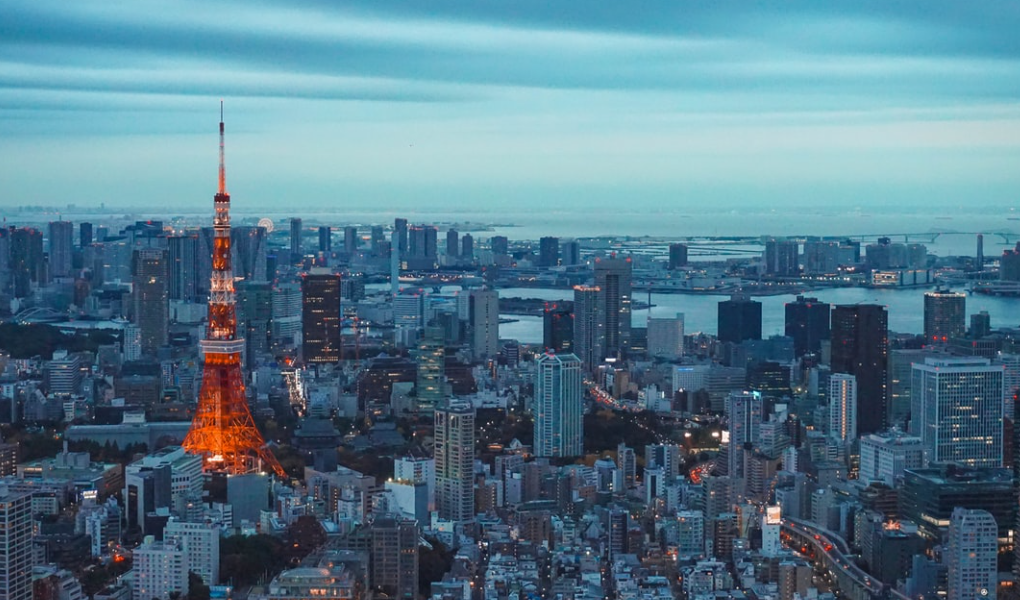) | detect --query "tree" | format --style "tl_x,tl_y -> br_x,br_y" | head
187,571 -> 210,600
220,534 -> 285,587
418,537 -> 455,596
